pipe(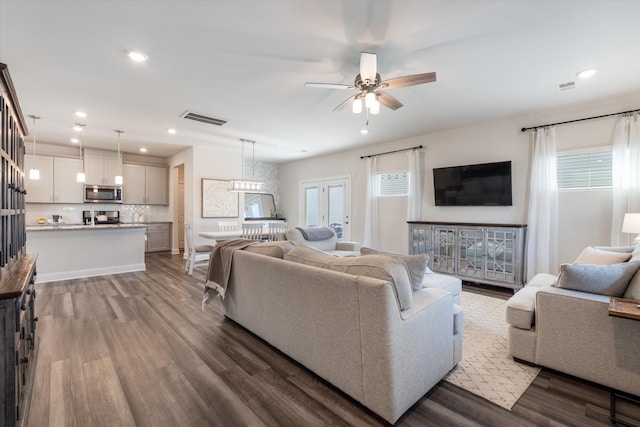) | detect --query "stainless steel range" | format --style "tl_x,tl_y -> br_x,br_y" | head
82,210 -> 120,225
